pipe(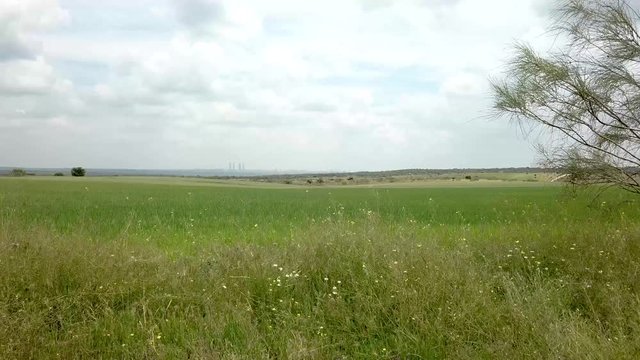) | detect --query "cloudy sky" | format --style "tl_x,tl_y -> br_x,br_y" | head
1,0 -> 558,171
